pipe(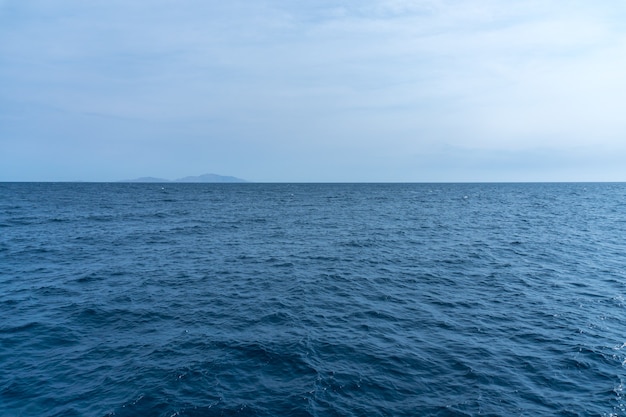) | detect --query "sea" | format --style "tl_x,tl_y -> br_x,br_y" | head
1,182 -> 625,417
